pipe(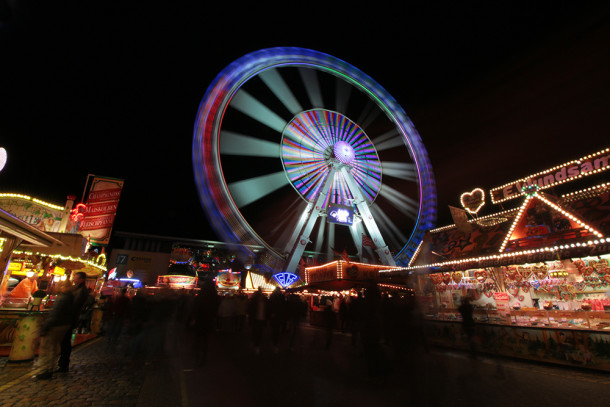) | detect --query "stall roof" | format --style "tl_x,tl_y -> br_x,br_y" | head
0,208 -> 63,247
405,183 -> 610,272
289,279 -> 375,292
